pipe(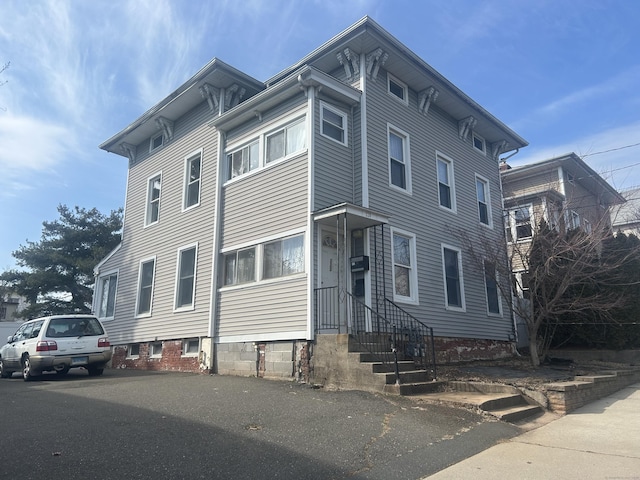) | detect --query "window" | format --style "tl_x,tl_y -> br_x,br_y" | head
184,152 -> 201,209
175,245 -> 197,309
472,132 -> 486,154
484,261 -> 501,315
145,173 -> 162,226
96,272 -> 118,319
437,154 -> 455,210
583,218 -> 592,233
128,344 -> 140,358
568,210 -> 580,230
263,235 -> 304,279
227,141 -> 259,180
514,271 -> 531,299
223,247 -> 256,286
505,206 -> 533,242
388,73 -> 408,104
388,126 -> 411,192
150,132 -> 164,152
392,230 -> 418,303
442,246 -> 465,309
136,258 -> 156,316
266,119 -> 306,164
320,102 -> 347,145
476,176 -> 491,226
183,338 -> 200,356
150,342 -> 163,357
